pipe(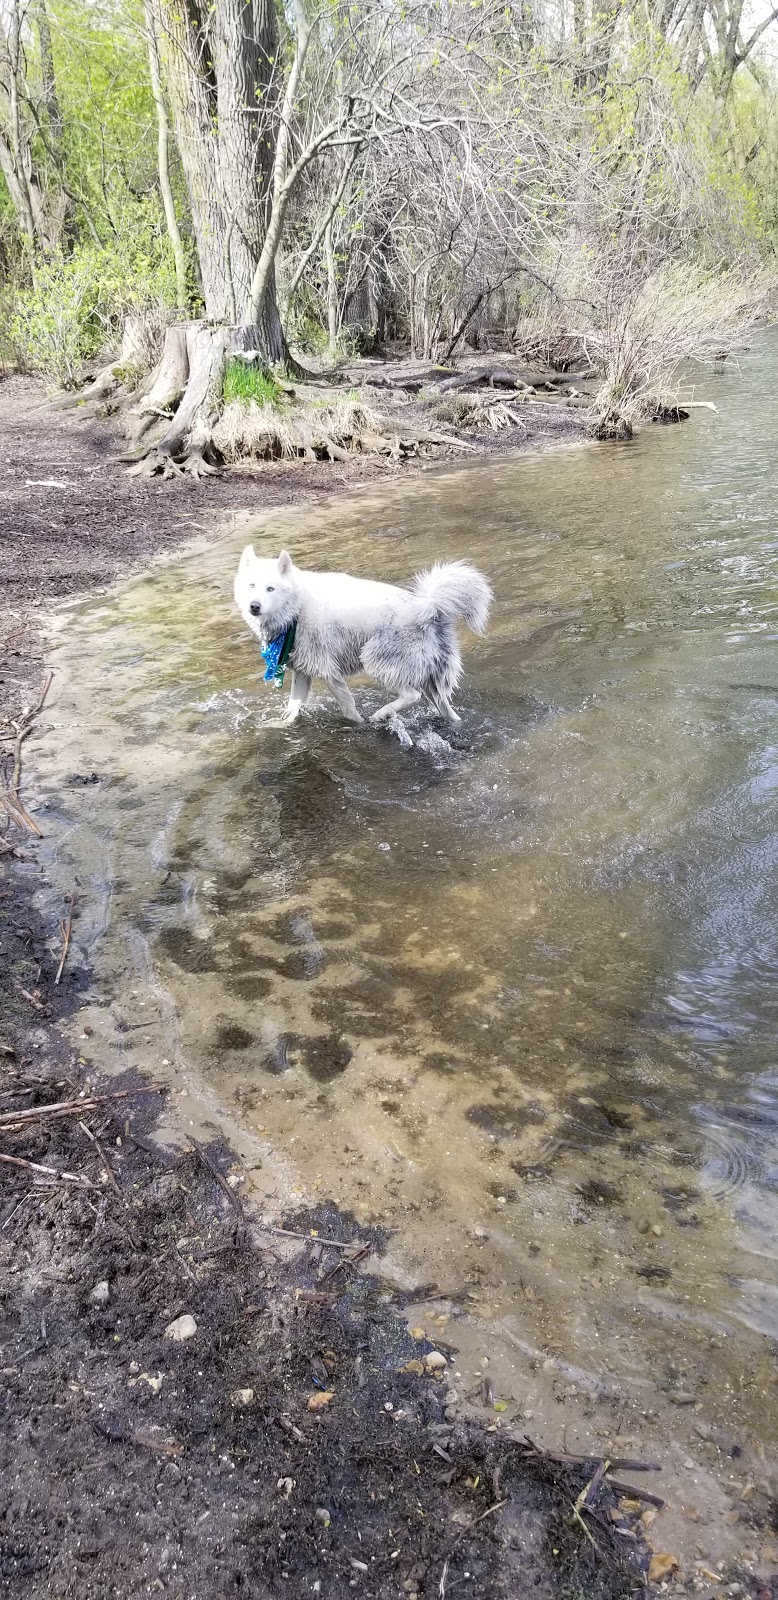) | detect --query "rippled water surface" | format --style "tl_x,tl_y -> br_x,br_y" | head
39,337 -> 778,1505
